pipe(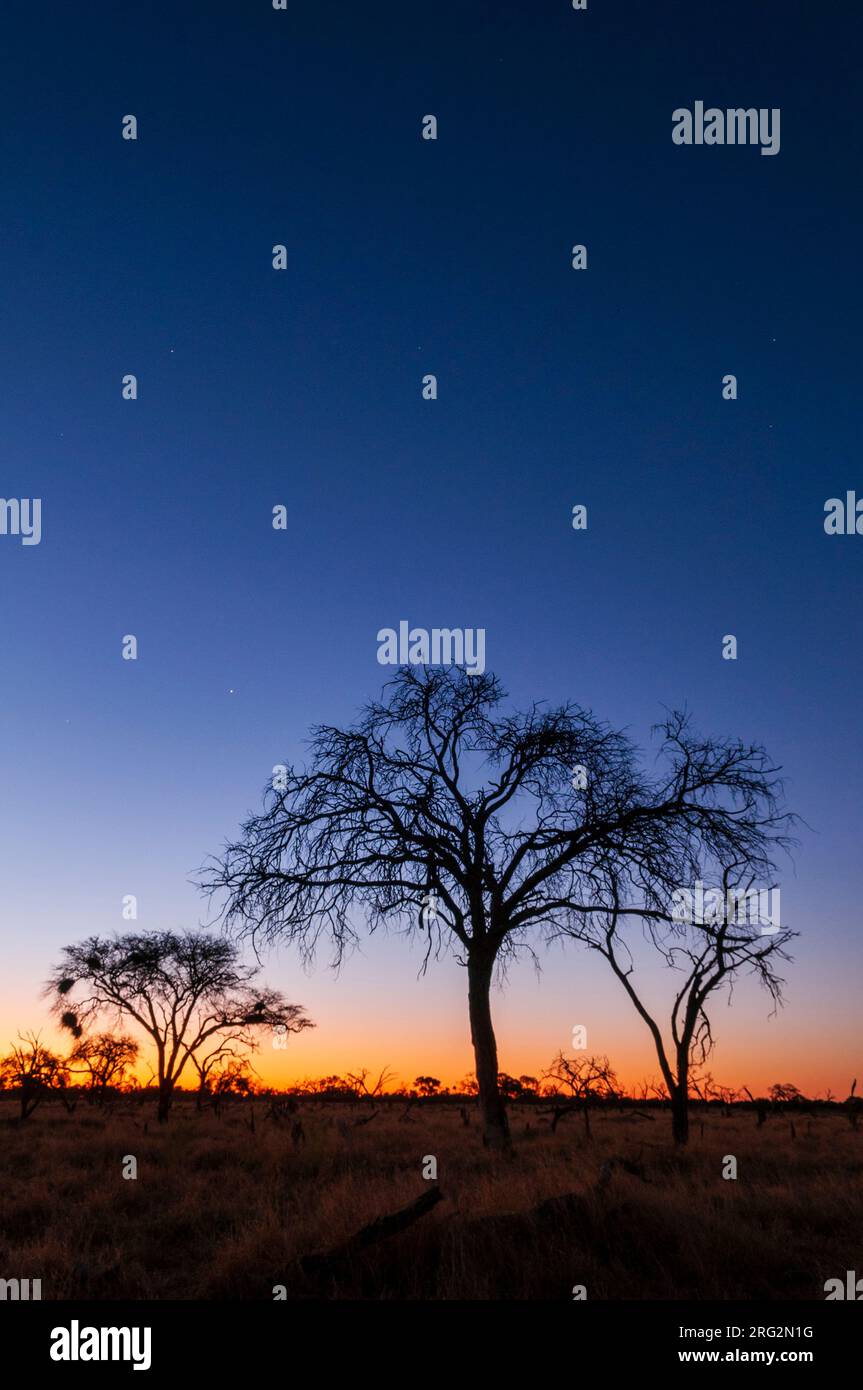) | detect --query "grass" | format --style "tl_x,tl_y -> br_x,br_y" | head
0,1097 -> 859,1300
